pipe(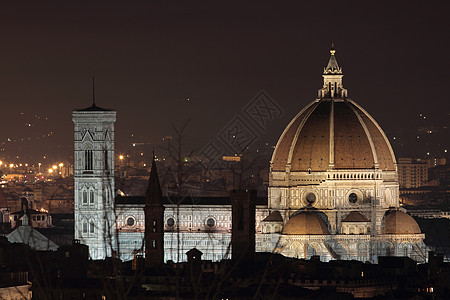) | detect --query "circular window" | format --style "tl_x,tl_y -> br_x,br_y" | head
166,217 -> 175,227
305,193 -> 317,205
206,217 -> 216,229
126,216 -> 135,227
348,193 -> 358,204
